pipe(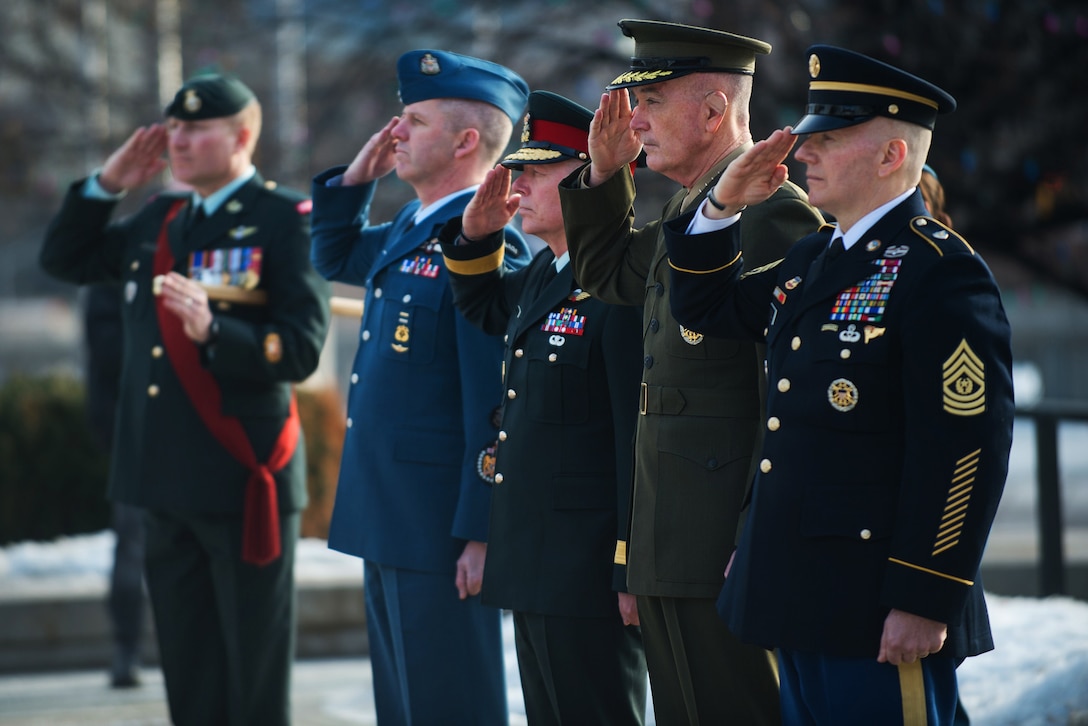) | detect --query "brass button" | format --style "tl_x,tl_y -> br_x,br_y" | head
498,430 -> 507,442
514,349 -> 524,358
841,349 -> 851,359
791,336 -> 801,350
548,353 -> 558,362
147,384 -> 159,397
767,416 -> 780,431
130,260 -> 140,271
151,345 -> 164,358
860,529 -> 872,540
494,473 -> 504,484
507,389 -> 517,400
759,458 -> 772,473
777,378 -> 791,393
